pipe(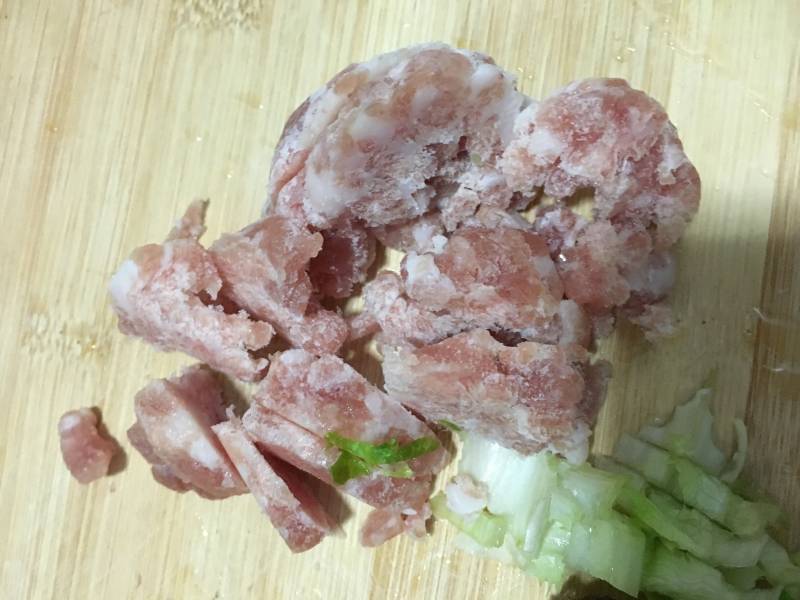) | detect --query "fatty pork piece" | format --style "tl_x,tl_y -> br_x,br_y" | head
209,215 -> 347,354
255,350 -> 448,482
350,225 -> 591,348
129,364 -> 246,499
267,43 -> 524,230
109,202 -> 273,382
213,416 -> 335,553
383,329 -> 611,463
58,408 -> 118,484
